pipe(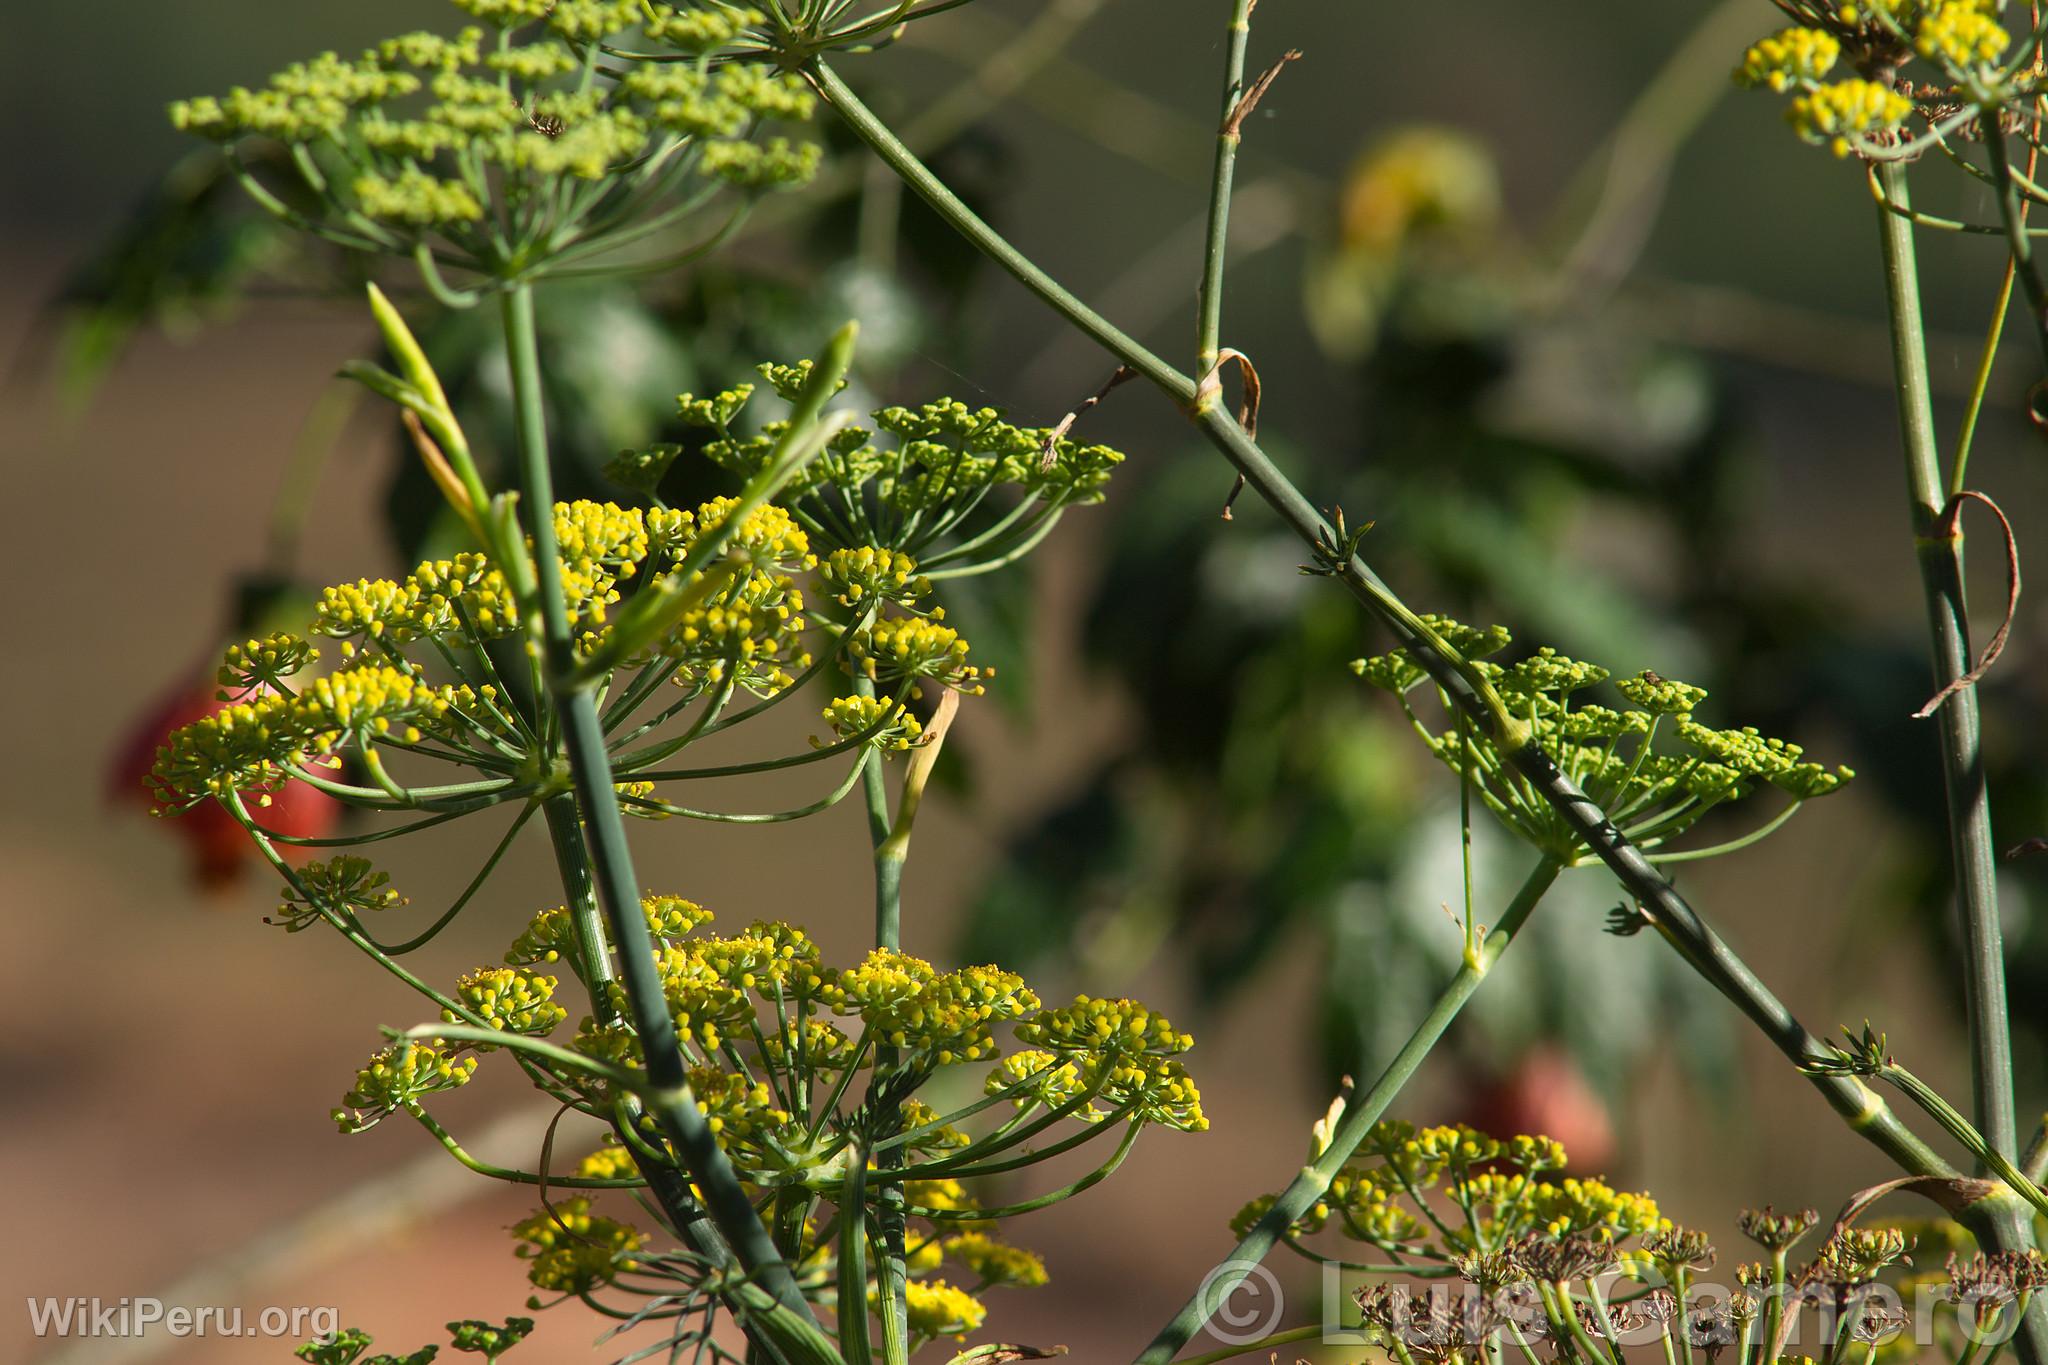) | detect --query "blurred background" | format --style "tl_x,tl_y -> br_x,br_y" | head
7,0 -> 2048,1360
